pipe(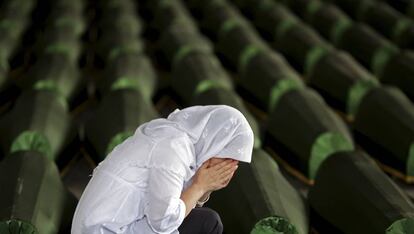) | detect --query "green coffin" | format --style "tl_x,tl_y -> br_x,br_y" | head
85,89 -> 158,160
326,0 -> 414,49
98,53 -> 157,100
200,0 -> 242,39
191,86 -> 262,148
308,50 -> 379,115
48,0 -> 84,23
171,51 -> 233,103
284,0 -> 414,101
152,0 -> 196,31
308,150 -> 414,234
216,20 -> 270,70
0,151 -> 77,234
267,88 -> 355,179
16,54 -> 83,104
353,86 -> 414,176
0,90 -> 75,161
96,34 -> 143,63
238,49 -> 304,112
98,11 -> 142,39
208,148 -> 309,234
380,51 -> 414,100
159,23 -> 213,66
